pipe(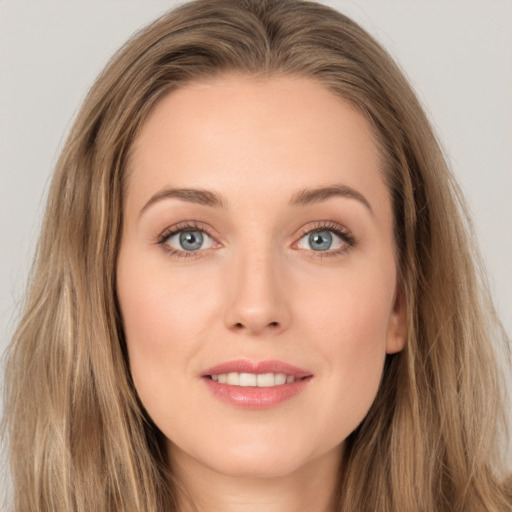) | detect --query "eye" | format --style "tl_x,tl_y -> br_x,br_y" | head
159,225 -> 216,256
295,224 -> 355,254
